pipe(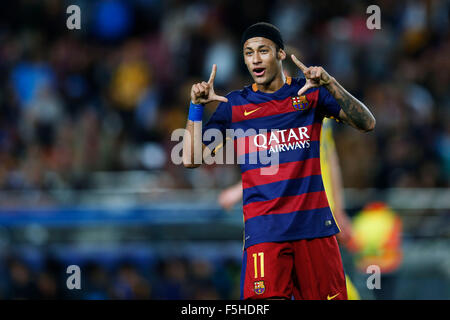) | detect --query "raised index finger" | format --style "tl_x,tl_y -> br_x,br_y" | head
208,64 -> 217,85
291,54 -> 308,73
